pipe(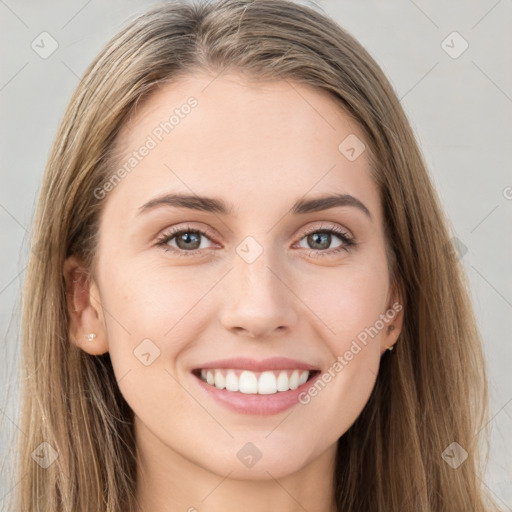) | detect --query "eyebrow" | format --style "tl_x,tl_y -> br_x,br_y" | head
137,192 -> 372,220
